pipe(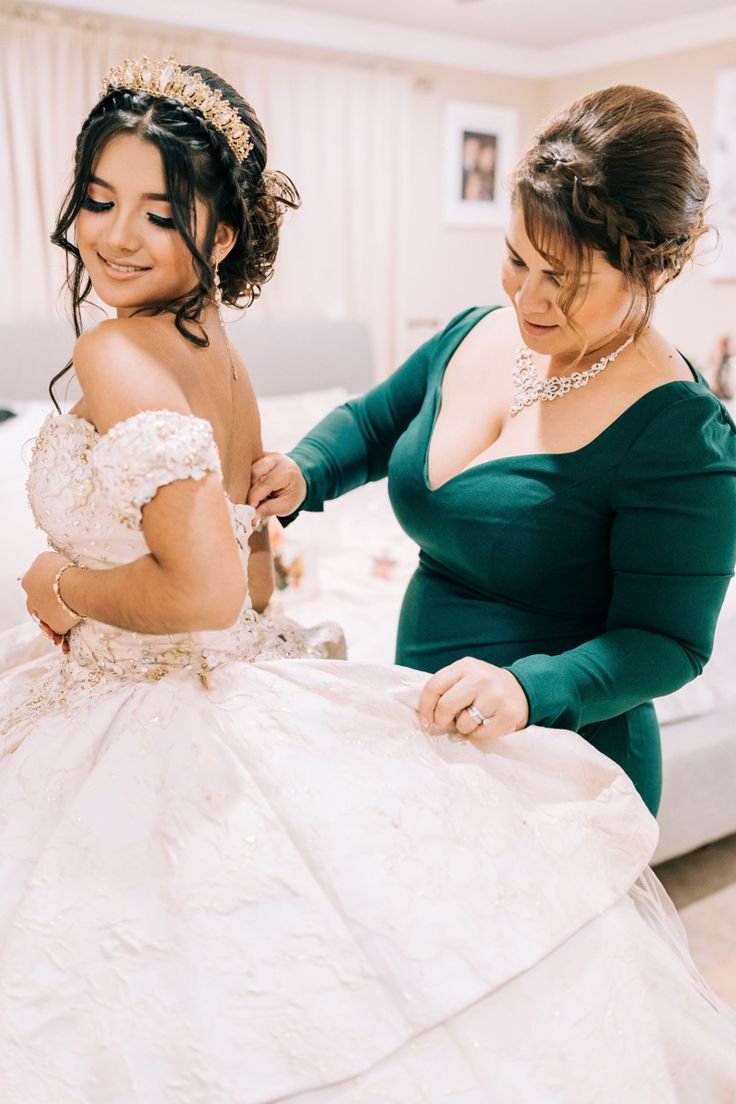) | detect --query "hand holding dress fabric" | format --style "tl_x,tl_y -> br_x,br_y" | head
418,657 -> 530,738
